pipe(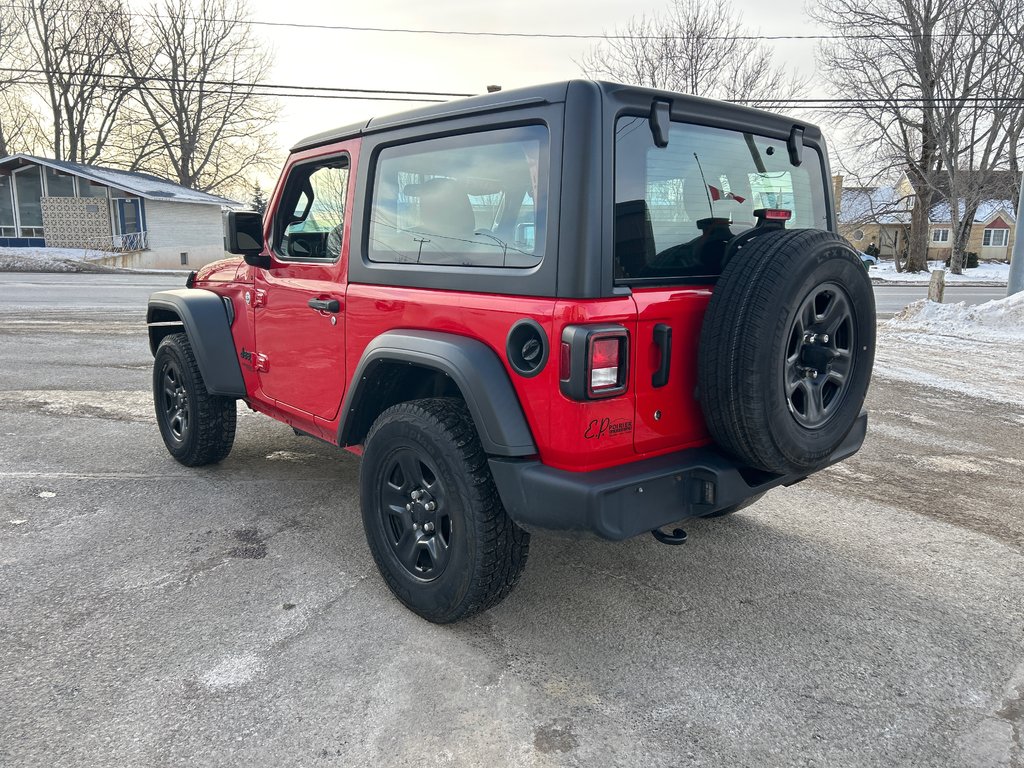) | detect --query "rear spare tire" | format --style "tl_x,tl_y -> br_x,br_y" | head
698,229 -> 874,474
